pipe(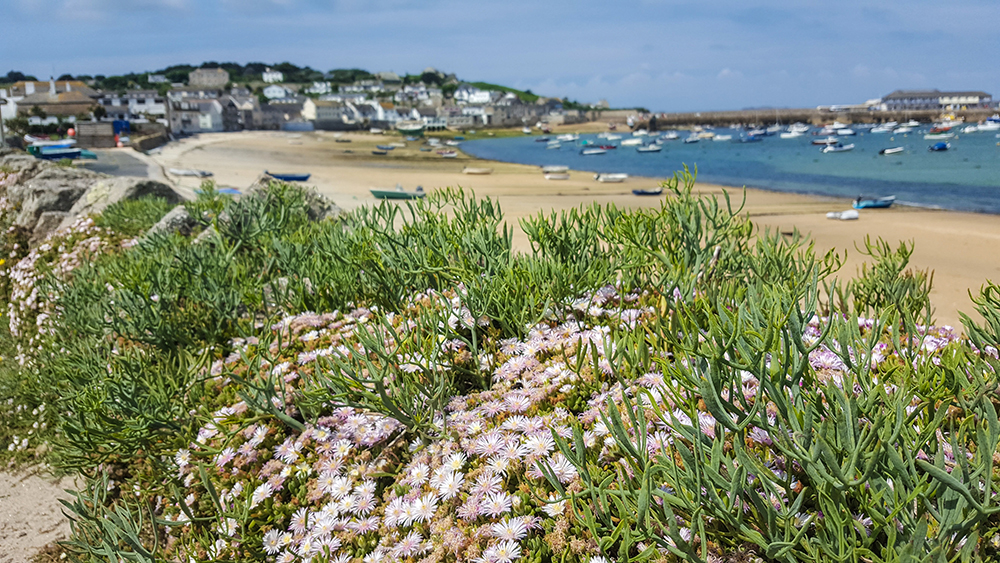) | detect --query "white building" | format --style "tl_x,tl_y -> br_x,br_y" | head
305,82 -> 332,95
319,93 -> 368,104
262,68 -> 284,83
263,84 -> 292,99
454,84 -> 493,105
